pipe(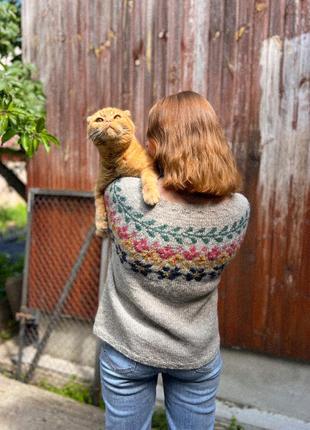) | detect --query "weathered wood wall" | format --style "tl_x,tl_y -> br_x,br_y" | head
22,0 -> 310,361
